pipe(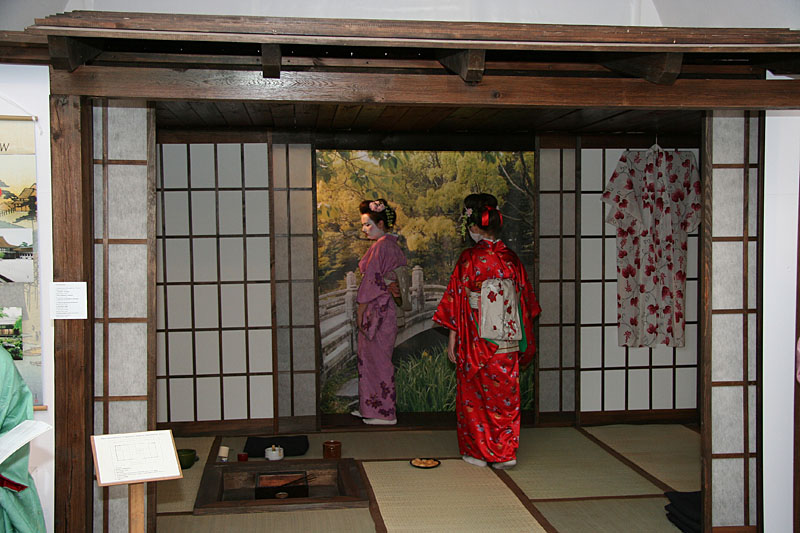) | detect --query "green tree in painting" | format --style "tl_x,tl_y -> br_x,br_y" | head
316,150 -> 535,291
